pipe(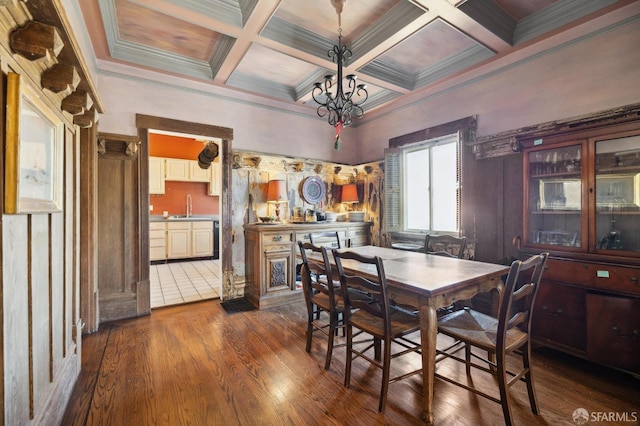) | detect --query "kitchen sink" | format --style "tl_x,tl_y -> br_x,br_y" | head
166,215 -> 213,221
